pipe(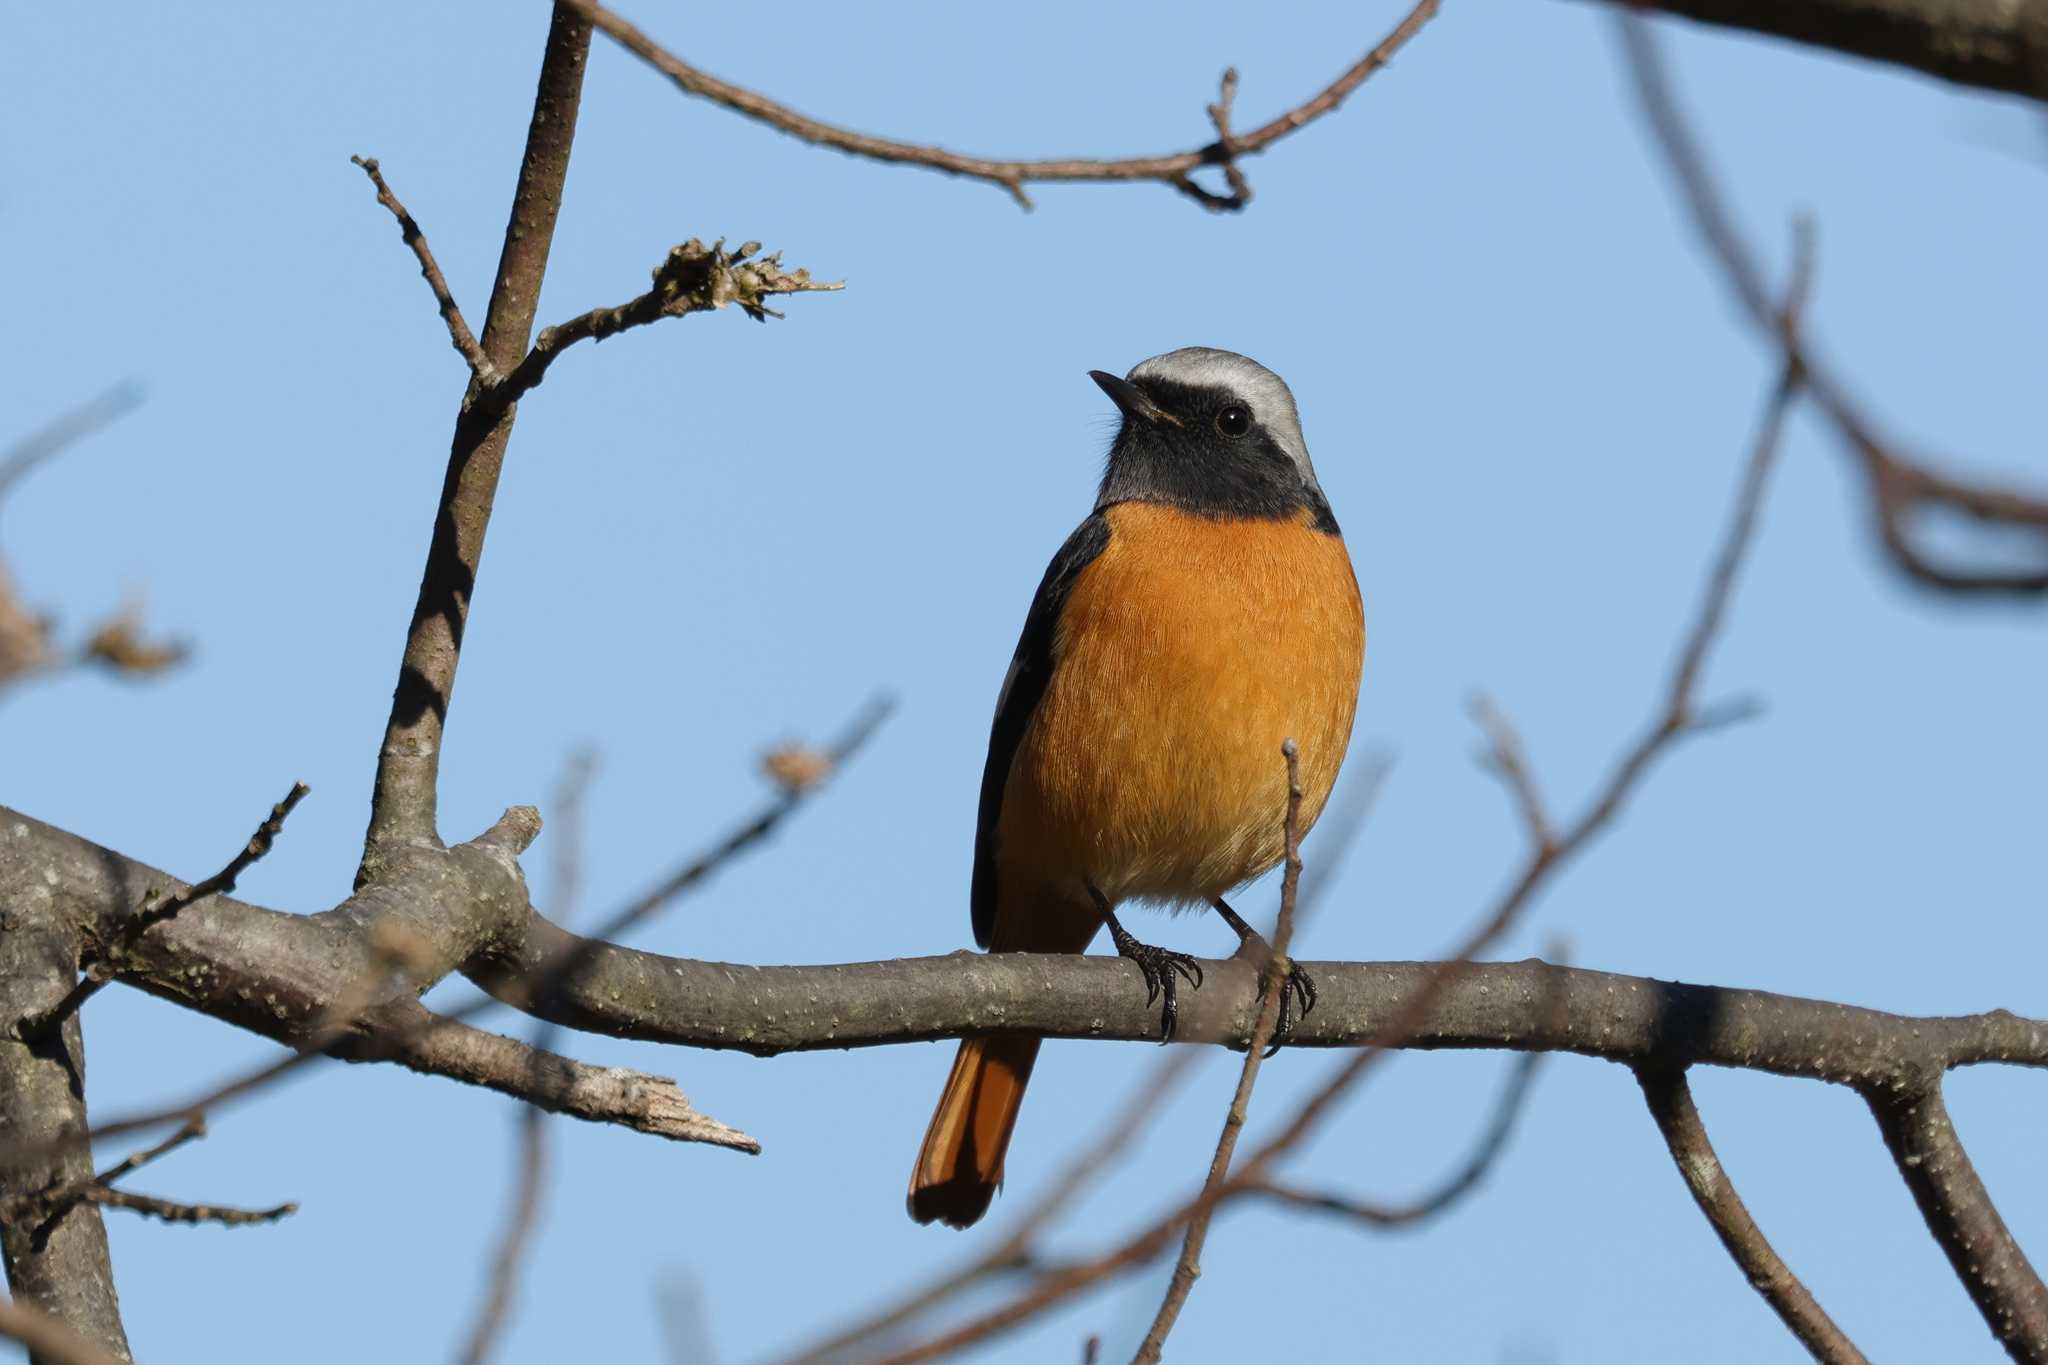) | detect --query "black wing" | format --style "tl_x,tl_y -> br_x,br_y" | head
970,512 -> 1112,948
